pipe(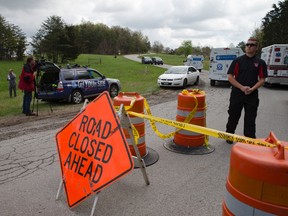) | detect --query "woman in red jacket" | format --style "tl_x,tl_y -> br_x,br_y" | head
18,56 -> 37,116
